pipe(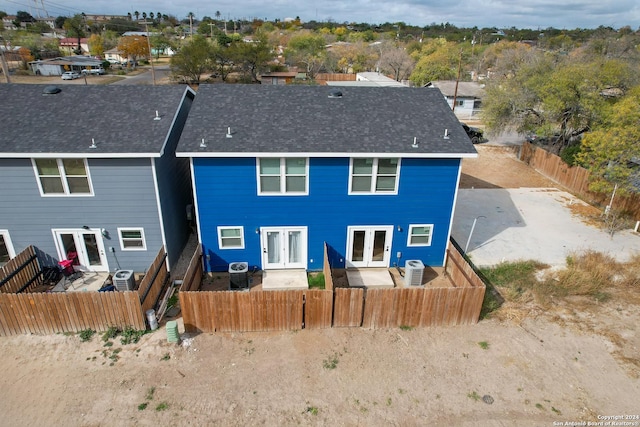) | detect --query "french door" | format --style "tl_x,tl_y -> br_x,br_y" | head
52,229 -> 109,272
260,227 -> 307,269
346,226 -> 393,268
